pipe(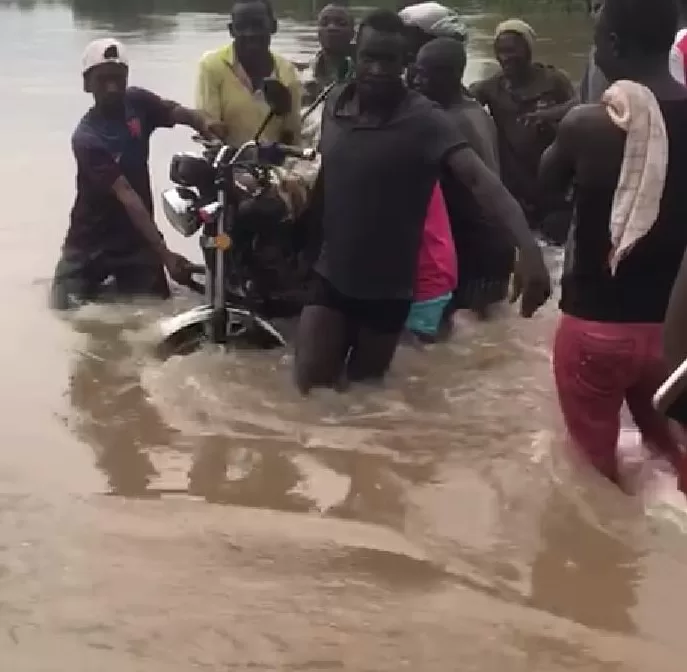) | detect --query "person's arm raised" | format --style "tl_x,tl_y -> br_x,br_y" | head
445,146 -> 551,317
